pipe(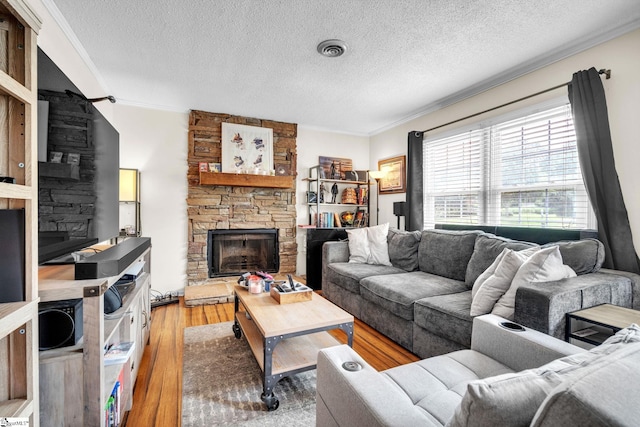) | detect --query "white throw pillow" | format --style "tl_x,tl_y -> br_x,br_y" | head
471,249 -> 507,299
346,227 -> 369,263
492,246 -> 576,320
346,223 -> 391,266
470,248 -> 536,317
